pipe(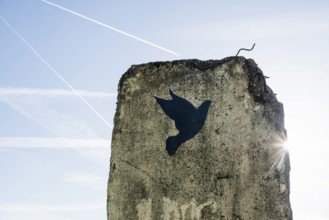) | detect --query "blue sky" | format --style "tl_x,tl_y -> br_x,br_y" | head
1,0 -> 329,219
